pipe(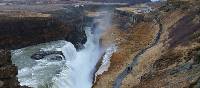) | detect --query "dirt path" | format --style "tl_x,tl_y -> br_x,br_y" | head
113,17 -> 163,88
